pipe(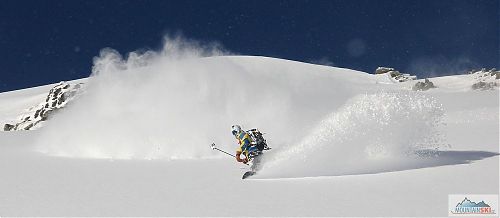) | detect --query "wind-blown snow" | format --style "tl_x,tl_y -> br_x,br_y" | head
259,91 -> 446,178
